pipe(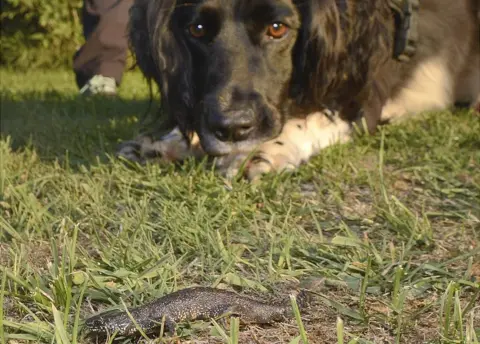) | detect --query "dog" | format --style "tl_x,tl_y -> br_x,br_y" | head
118,0 -> 480,180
